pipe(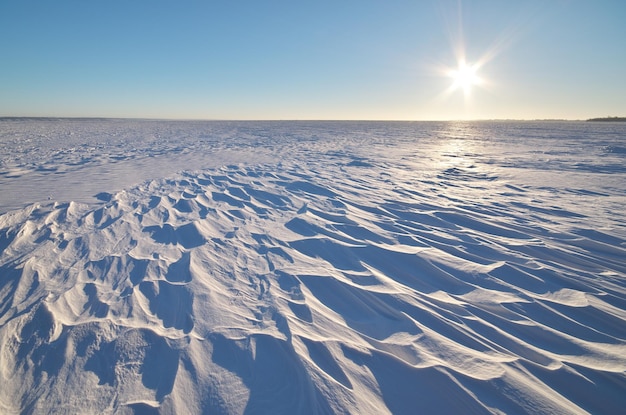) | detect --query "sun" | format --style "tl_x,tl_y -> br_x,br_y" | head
448,61 -> 481,94
437,58 -> 485,103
